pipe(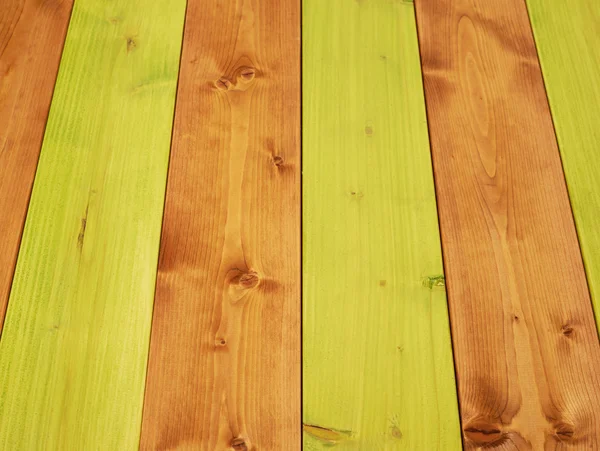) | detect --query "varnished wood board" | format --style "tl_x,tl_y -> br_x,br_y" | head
139,0 -> 301,449
415,0 -> 600,448
0,0 -> 73,331
0,0 -> 186,448
303,0 -> 462,449
526,0 -> 600,330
